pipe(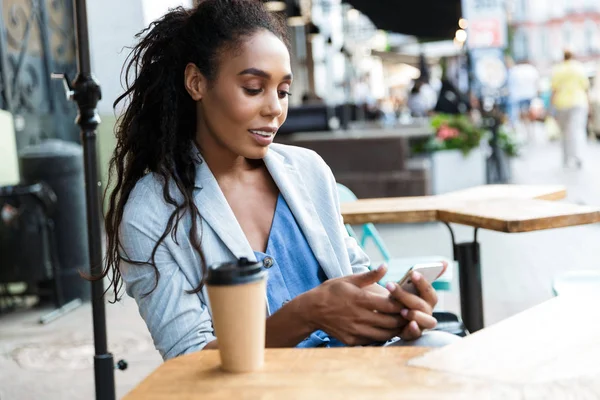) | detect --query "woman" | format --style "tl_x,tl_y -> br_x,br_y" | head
551,49 -> 590,168
103,0 -> 458,360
